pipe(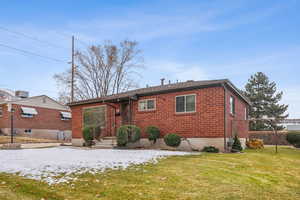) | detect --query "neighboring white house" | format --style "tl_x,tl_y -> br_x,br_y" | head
280,119 -> 300,131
